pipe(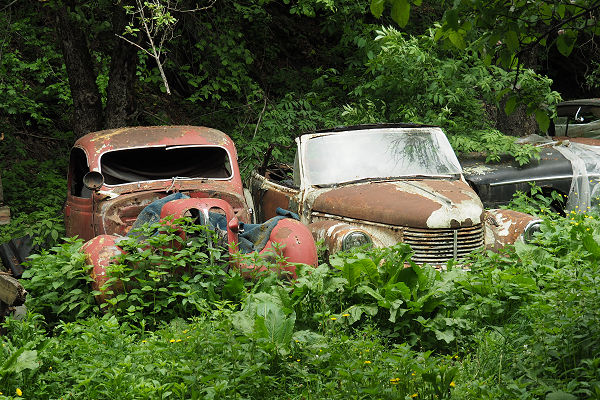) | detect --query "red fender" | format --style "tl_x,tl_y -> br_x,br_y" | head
241,218 -> 317,279
160,198 -> 239,247
81,234 -> 125,304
